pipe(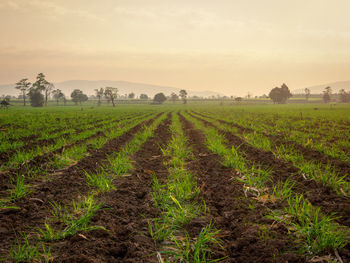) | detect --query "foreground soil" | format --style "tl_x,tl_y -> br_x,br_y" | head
0,114 -> 160,260
180,113 -> 306,263
50,115 -> 171,262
